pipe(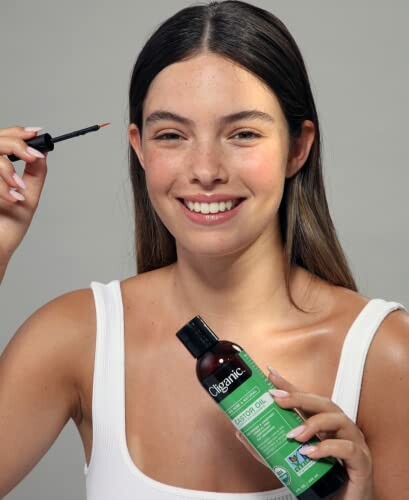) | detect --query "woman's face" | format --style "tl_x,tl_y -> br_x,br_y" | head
129,52 -> 308,258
